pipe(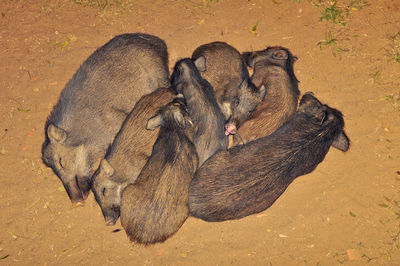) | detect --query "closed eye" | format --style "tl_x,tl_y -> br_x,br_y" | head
59,158 -> 64,168
102,187 -> 107,196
